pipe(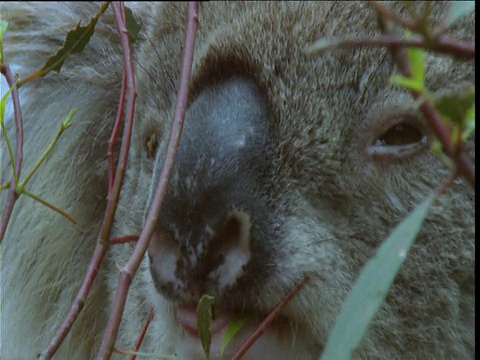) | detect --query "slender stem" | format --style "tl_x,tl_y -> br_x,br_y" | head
39,2 -> 136,357
108,67 -> 127,193
0,63 -> 24,242
129,307 -> 155,360
19,109 -> 75,189
231,276 -> 310,360
22,189 -> 77,224
97,2 -> 199,358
